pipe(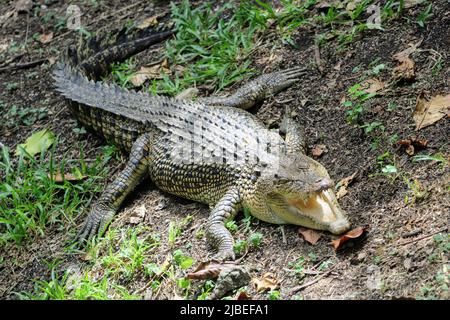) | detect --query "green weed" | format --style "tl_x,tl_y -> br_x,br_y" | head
0,143 -> 114,245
